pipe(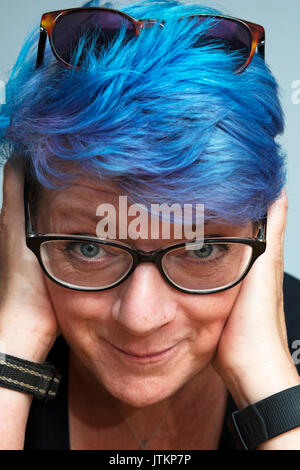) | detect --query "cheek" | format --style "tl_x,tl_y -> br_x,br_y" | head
45,277 -> 116,339
184,284 -> 241,358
